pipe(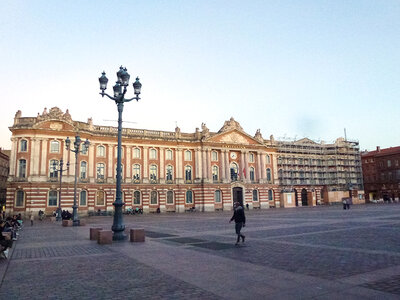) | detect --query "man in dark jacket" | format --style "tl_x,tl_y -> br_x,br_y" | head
229,202 -> 246,245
